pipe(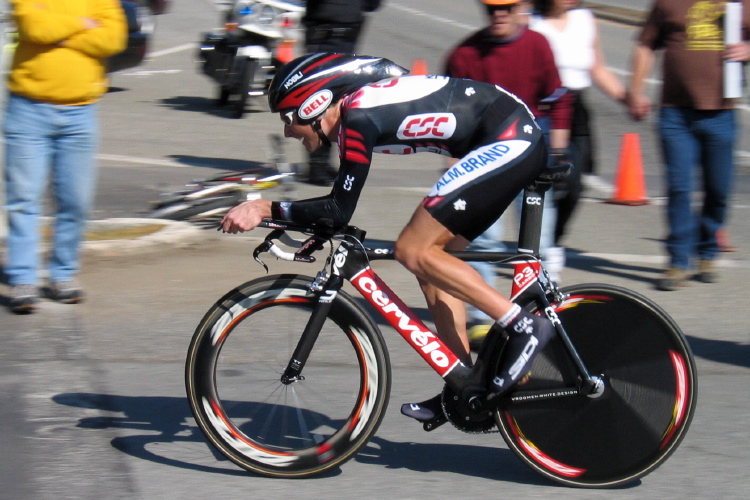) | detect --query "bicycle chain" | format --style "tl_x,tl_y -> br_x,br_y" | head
441,387 -> 499,434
